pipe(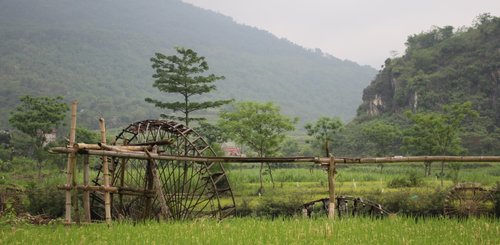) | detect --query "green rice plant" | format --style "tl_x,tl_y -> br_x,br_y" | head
0,217 -> 498,244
